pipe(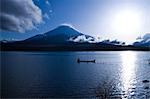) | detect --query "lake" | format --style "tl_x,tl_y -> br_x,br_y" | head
1,51 -> 150,98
